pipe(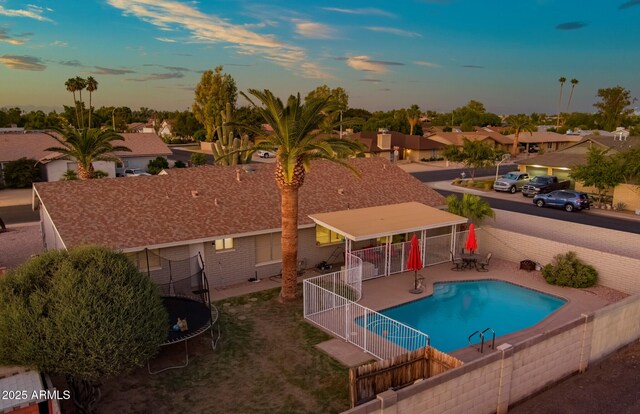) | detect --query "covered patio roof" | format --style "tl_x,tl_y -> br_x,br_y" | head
308,201 -> 467,241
